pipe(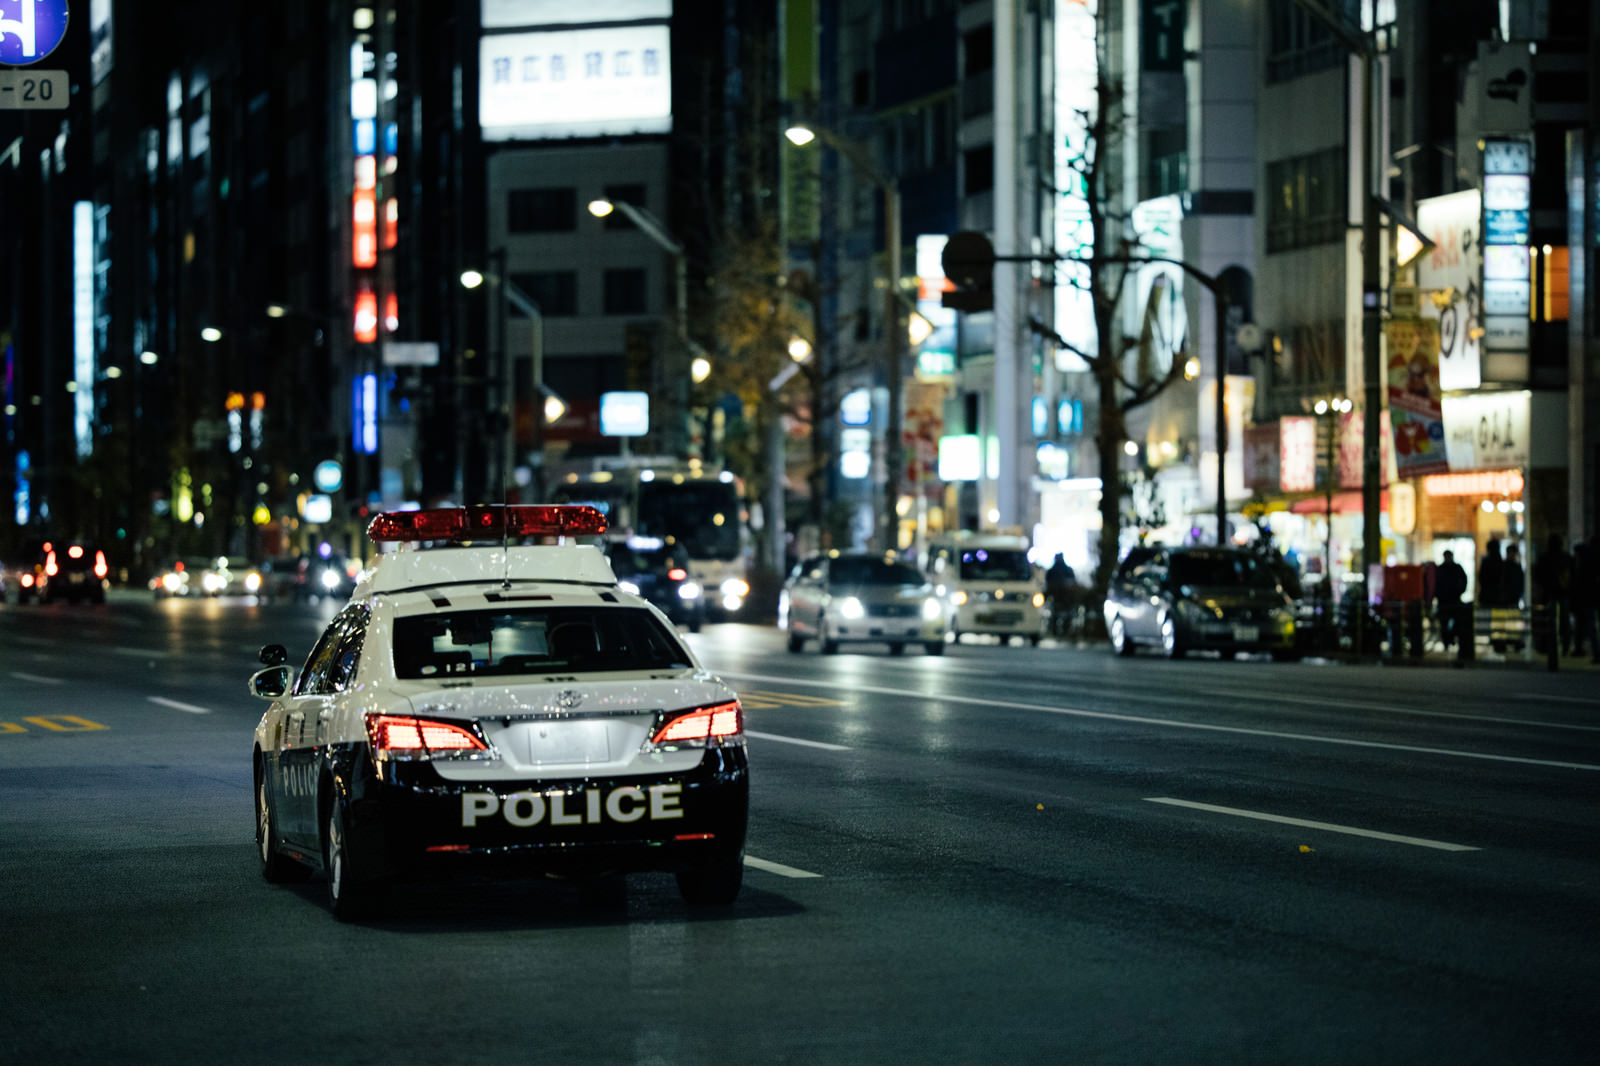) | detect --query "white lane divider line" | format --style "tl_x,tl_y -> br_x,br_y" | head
147,696 -> 212,715
717,671 -> 1600,772
112,646 -> 171,659
11,672 -> 64,684
744,855 -> 823,879
1145,797 -> 1480,852
747,730 -> 850,751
